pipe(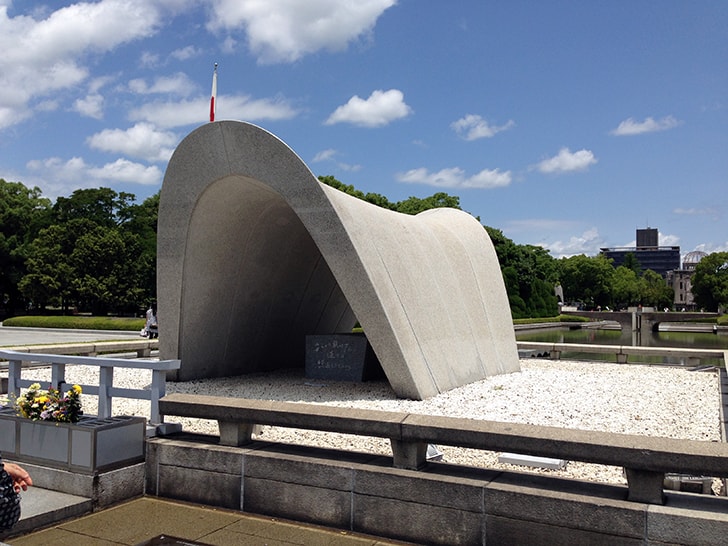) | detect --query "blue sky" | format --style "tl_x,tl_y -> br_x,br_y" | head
0,1 -> 725,258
